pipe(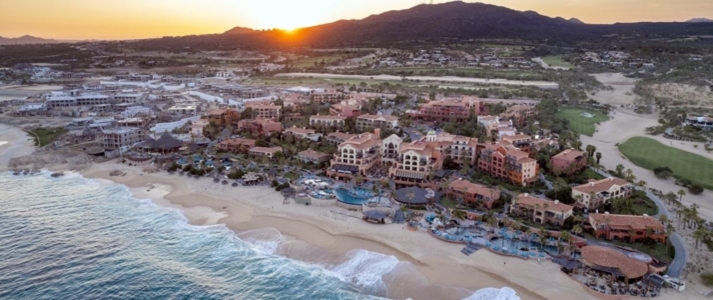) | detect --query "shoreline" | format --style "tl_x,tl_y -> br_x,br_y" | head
79,161 -> 592,300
